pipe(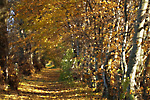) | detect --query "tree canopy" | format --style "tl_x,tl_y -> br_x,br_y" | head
0,0 -> 149,99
